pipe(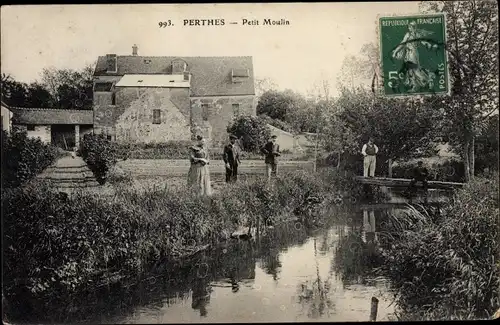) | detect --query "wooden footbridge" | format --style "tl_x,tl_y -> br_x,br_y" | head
354,176 -> 465,190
